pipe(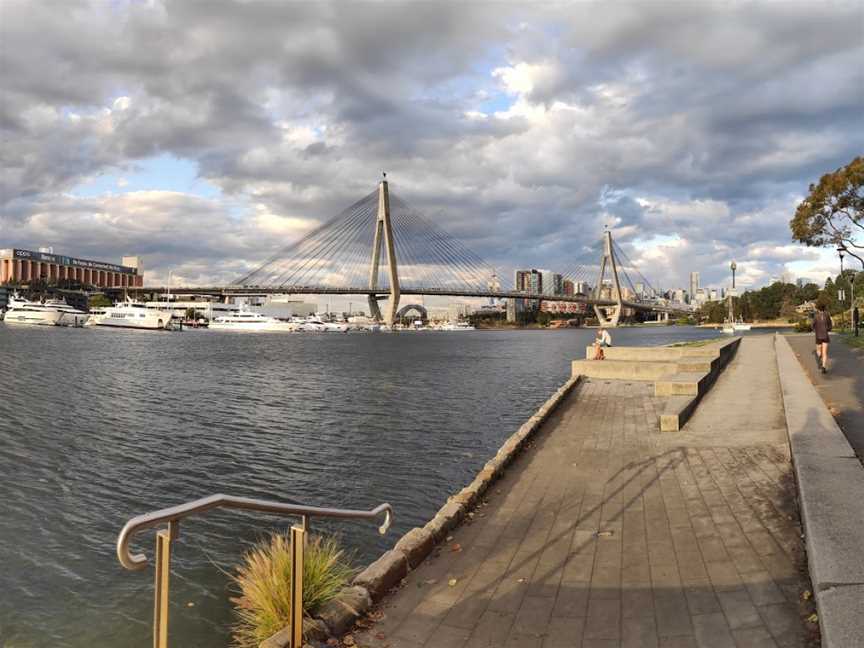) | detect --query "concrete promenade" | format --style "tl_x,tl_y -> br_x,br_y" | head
785,333 -> 864,461
354,336 -> 815,648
